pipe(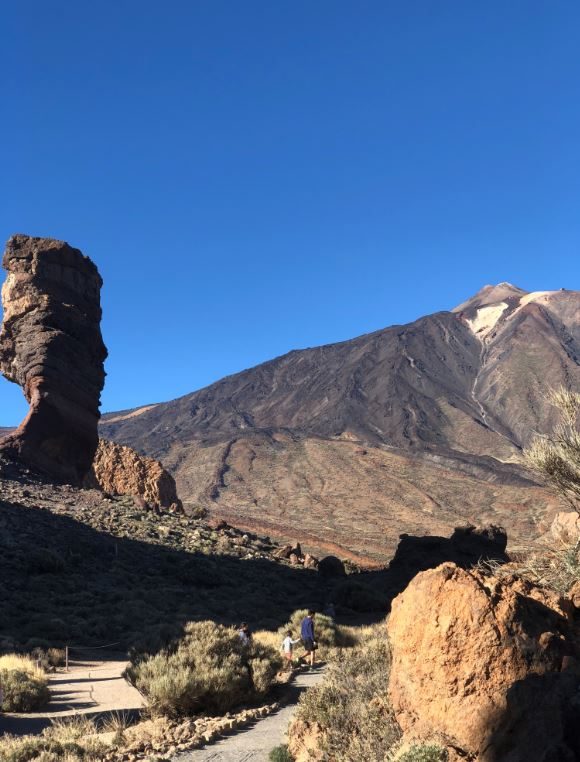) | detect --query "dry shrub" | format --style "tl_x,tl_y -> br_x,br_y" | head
0,654 -> 44,677
126,620 -> 282,718
480,540 -> 580,595
524,387 -> 580,513
0,654 -> 50,712
394,744 -> 448,762
293,629 -> 400,761
0,716 -> 106,762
